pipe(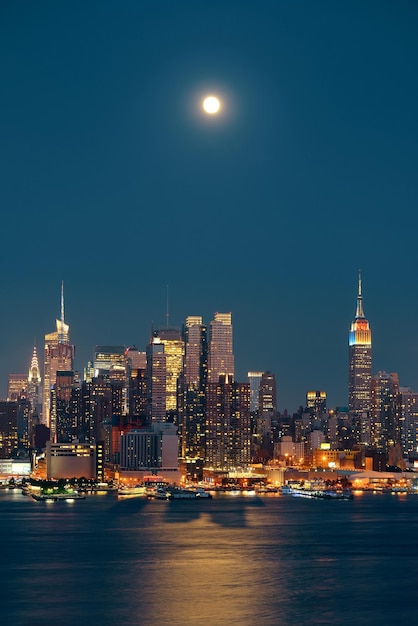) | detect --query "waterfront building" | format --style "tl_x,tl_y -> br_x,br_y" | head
205,375 -> 250,471
348,272 -> 372,436
208,312 -> 234,383
46,440 -> 103,480
119,421 -> 179,482
43,283 -> 75,438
